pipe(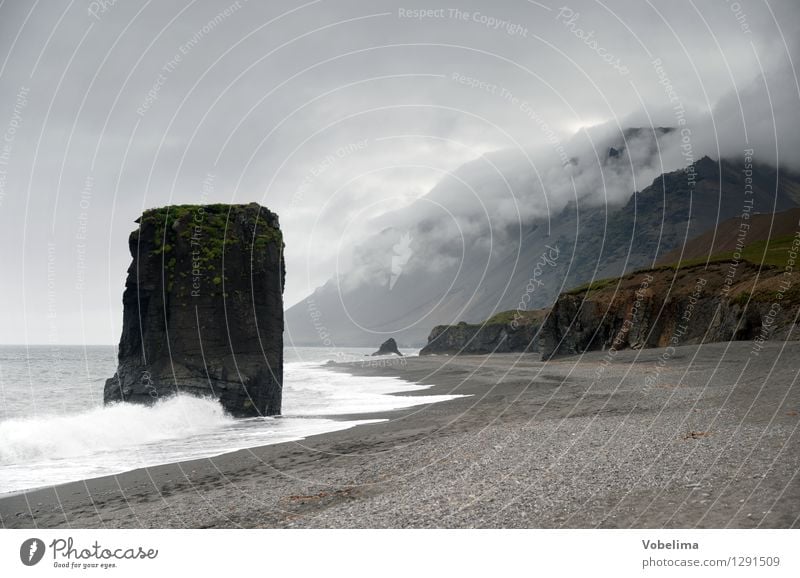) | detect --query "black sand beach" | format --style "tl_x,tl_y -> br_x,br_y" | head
1,341 -> 798,529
